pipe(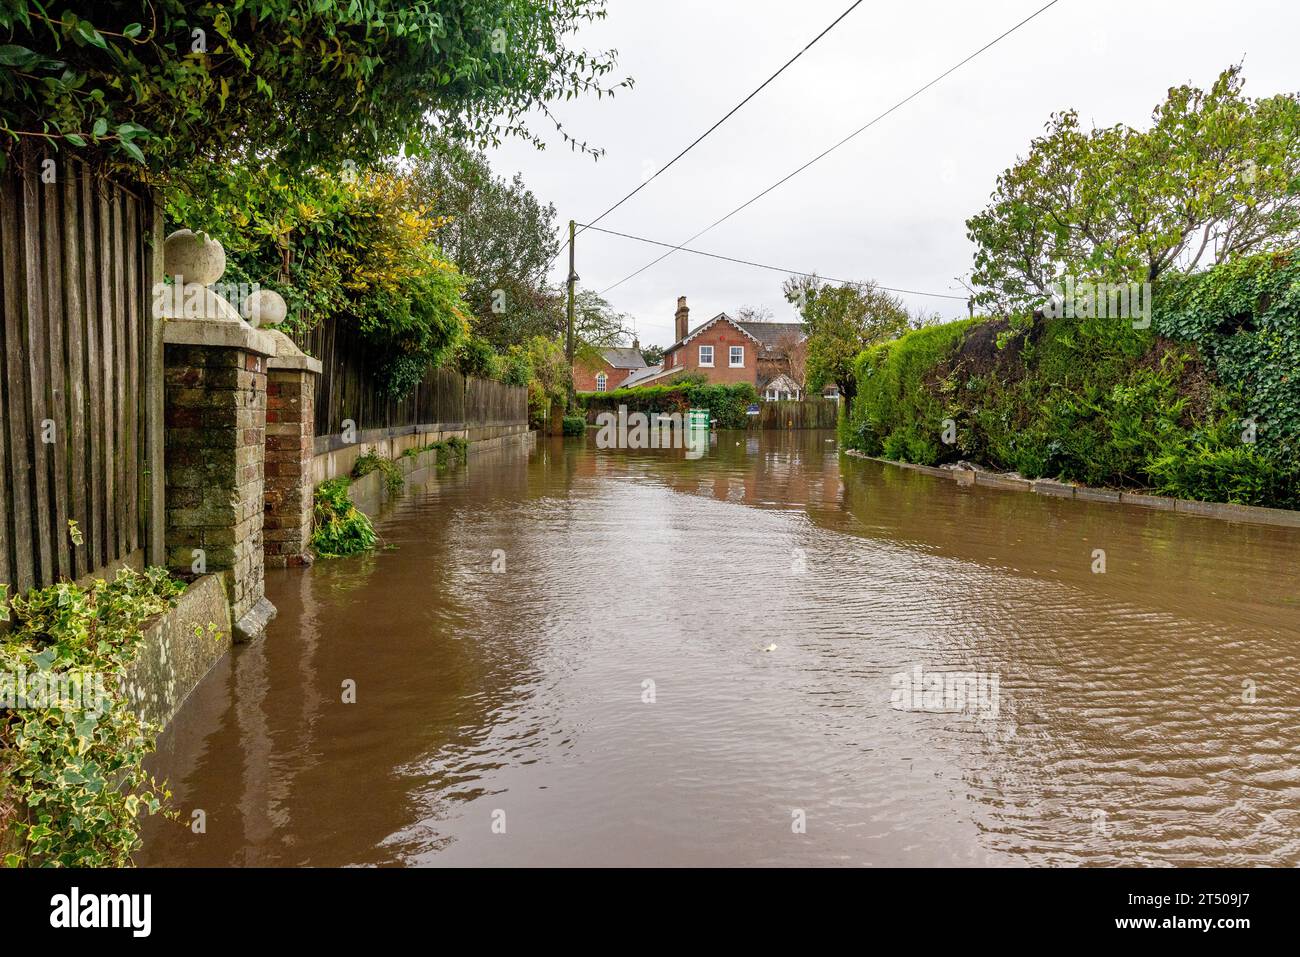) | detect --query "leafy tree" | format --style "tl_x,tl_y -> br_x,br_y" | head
168,165 -> 468,397
640,344 -> 665,365
0,0 -> 629,173
783,275 -> 909,404
967,65 -> 1300,312
407,140 -> 562,351
455,334 -> 504,380
574,288 -> 632,347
